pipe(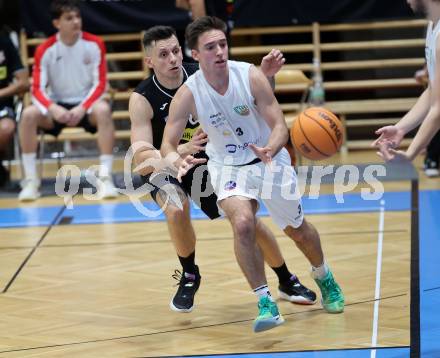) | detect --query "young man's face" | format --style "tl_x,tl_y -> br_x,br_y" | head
145,35 -> 183,78
191,29 -> 228,72
53,9 -> 82,37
